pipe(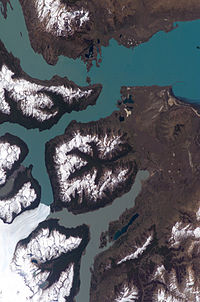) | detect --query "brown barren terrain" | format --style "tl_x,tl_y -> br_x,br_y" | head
16,0 -> 200,68
89,86 -> 200,301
